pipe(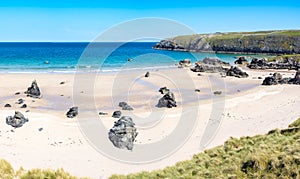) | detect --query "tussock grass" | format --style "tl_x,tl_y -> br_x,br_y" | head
0,163 -> 89,179
110,118 -> 300,179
